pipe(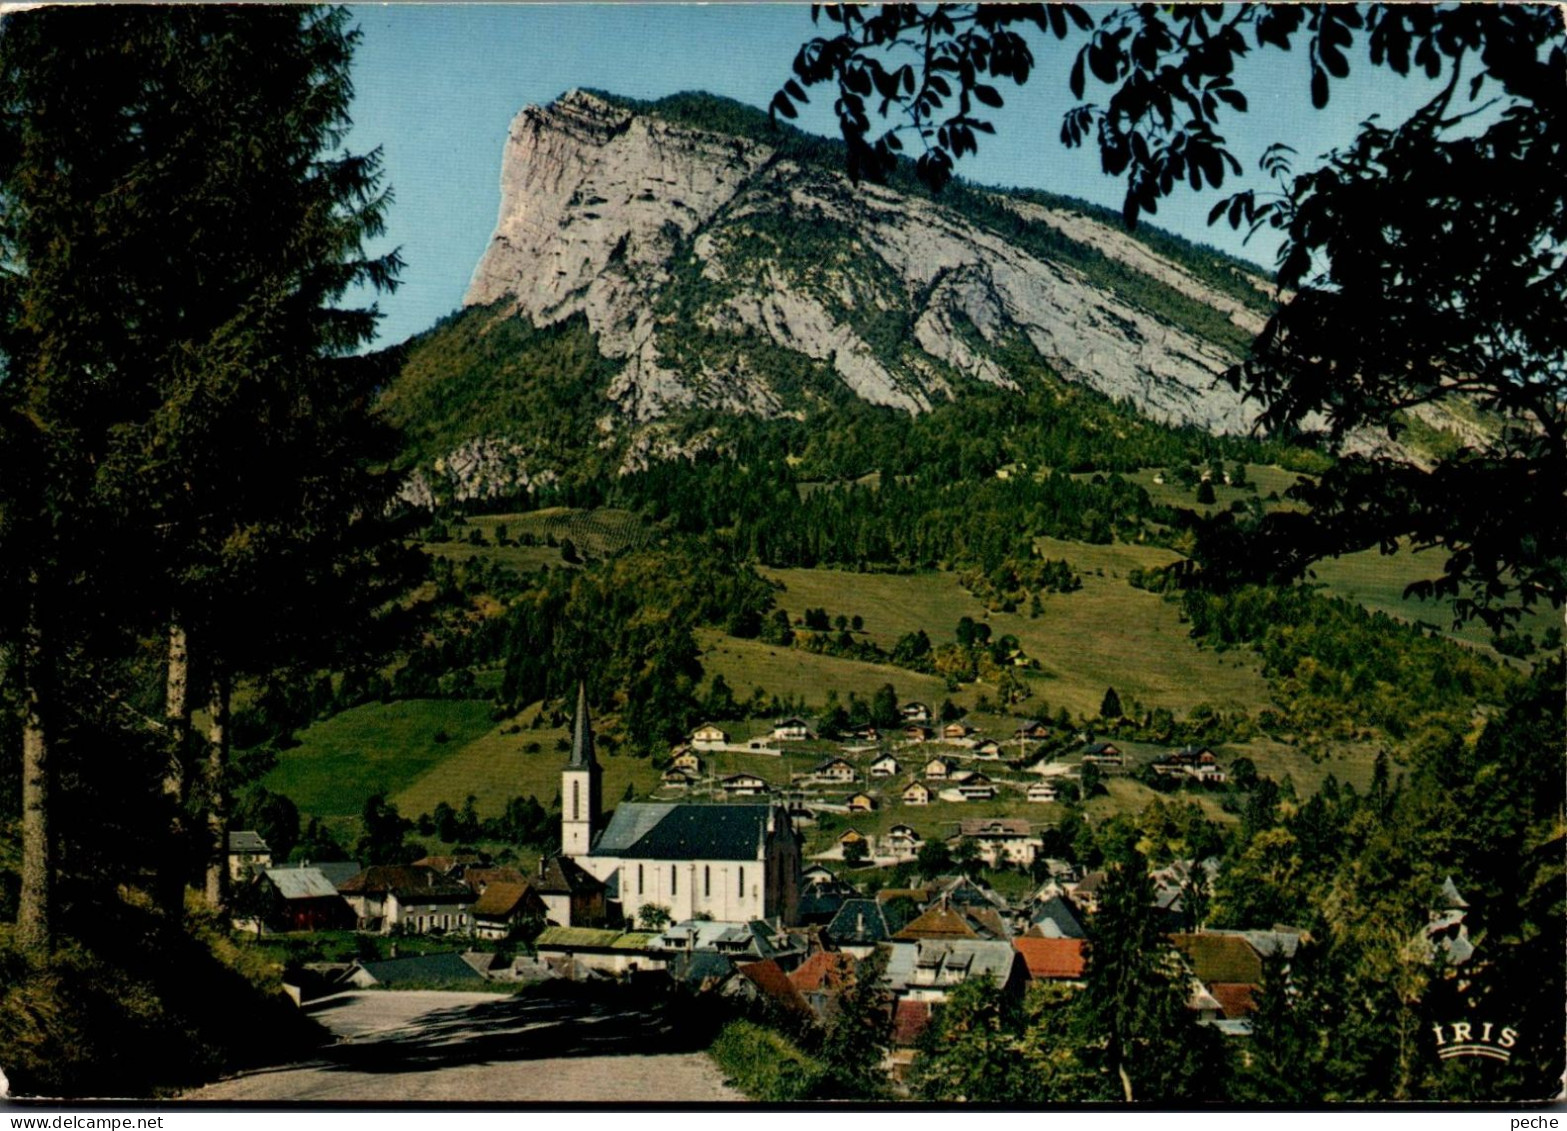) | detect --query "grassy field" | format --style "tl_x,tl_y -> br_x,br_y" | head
697,629 -> 954,708
424,507 -> 657,573
264,699 -> 498,817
